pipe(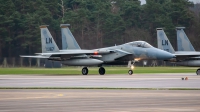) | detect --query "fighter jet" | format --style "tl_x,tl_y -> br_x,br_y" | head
60,24 -> 175,74
157,28 -> 200,75
176,27 -> 200,74
20,25 -> 175,75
